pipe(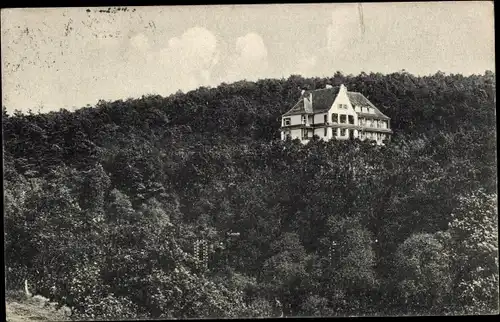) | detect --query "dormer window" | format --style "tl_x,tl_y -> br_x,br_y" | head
283,117 -> 291,126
